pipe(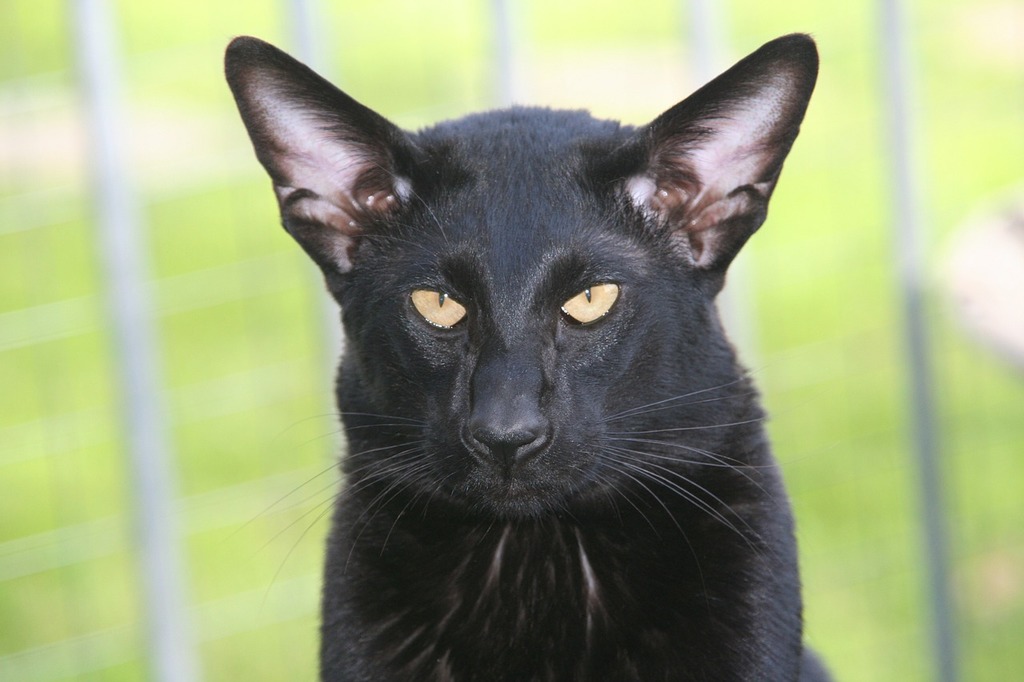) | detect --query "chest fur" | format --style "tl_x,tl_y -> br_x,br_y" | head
325,500 -> 785,682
